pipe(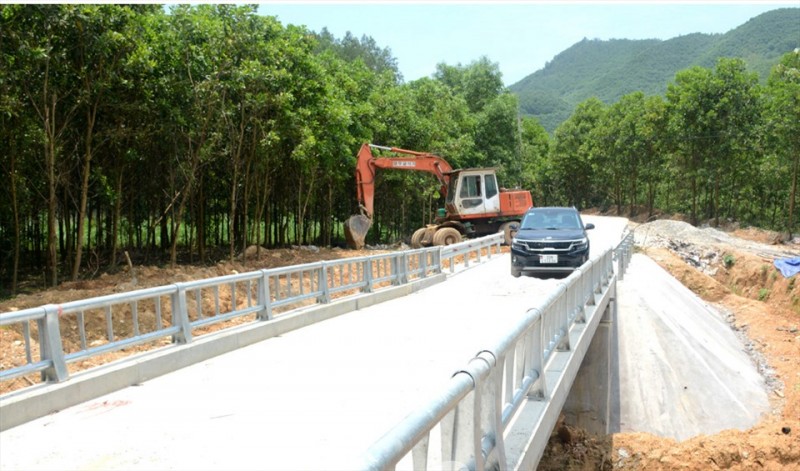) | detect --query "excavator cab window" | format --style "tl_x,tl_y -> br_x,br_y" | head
485,173 -> 498,199
460,175 -> 482,198
460,175 -> 484,209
